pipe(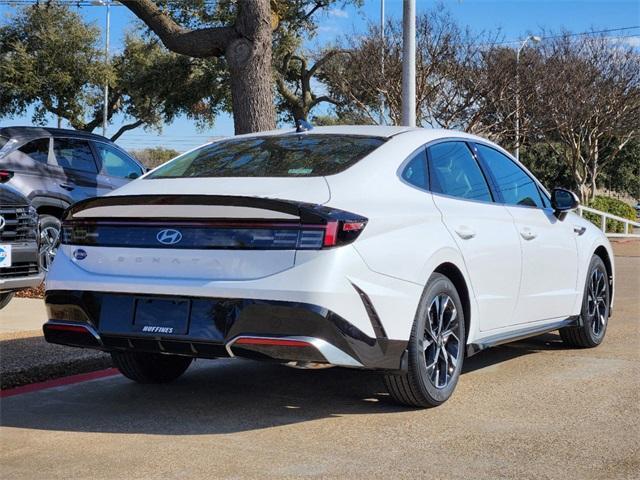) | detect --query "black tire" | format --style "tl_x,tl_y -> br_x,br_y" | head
111,351 -> 193,384
560,255 -> 610,348
0,291 -> 15,310
39,214 -> 61,272
384,273 -> 465,407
